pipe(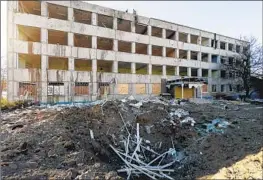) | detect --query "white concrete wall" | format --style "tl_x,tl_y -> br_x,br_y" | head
7,1 -> 246,102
